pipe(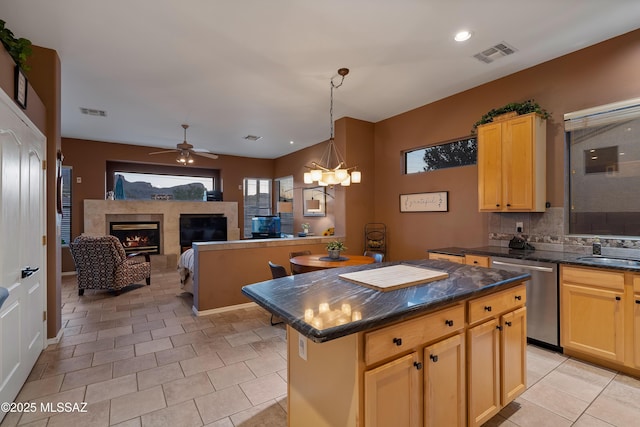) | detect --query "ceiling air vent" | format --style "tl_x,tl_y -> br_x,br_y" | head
80,107 -> 107,117
243,135 -> 262,141
473,42 -> 517,64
